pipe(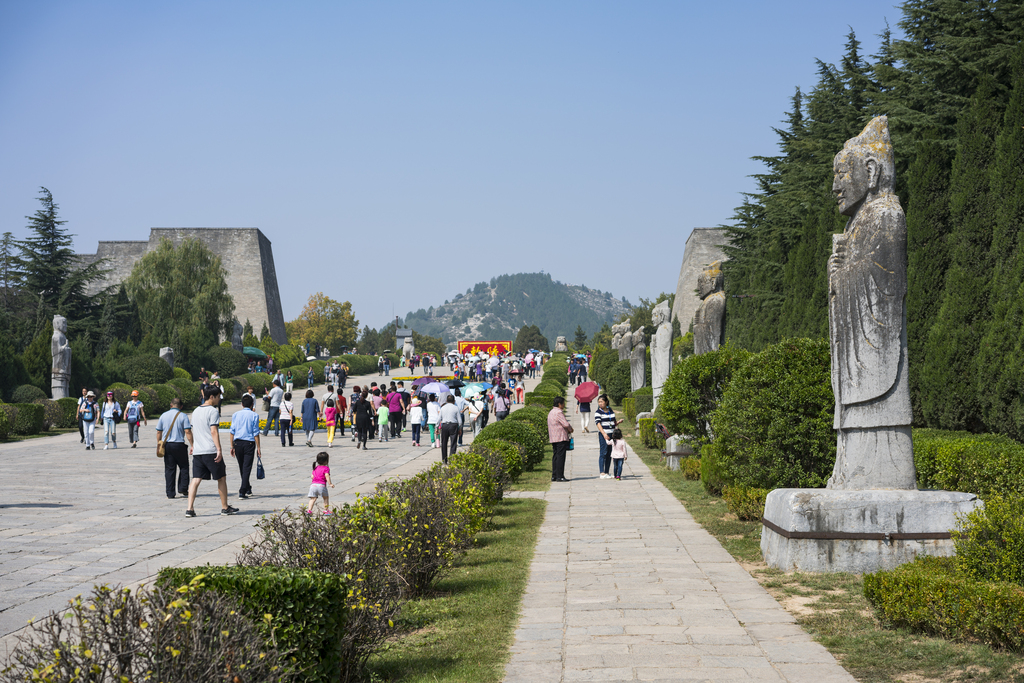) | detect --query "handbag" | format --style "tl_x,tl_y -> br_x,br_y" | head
157,409 -> 181,458
256,456 -> 266,480
568,437 -> 574,451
